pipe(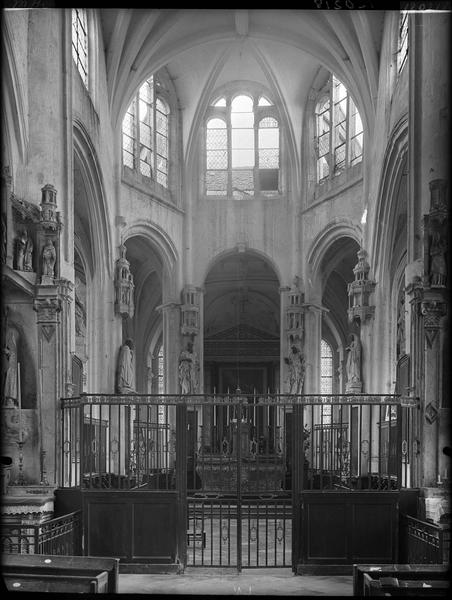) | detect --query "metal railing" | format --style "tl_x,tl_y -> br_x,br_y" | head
60,393 -> 416,492
400,513 -> 450,564
1,511 -> 82,555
